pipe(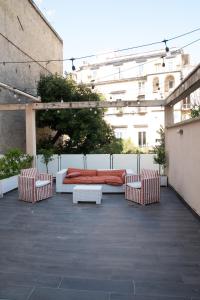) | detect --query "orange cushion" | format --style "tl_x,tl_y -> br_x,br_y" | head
64,176 -> 105,184
66,172 -> 81,178
67,168 -> 97,176
97,170 -> 125,178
